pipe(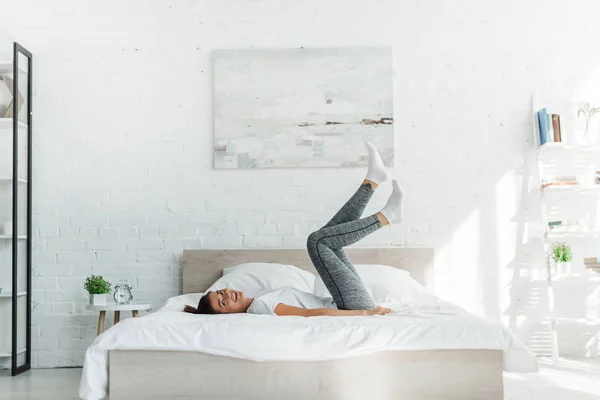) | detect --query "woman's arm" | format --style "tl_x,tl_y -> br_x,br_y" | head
274,303 -> 391,317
